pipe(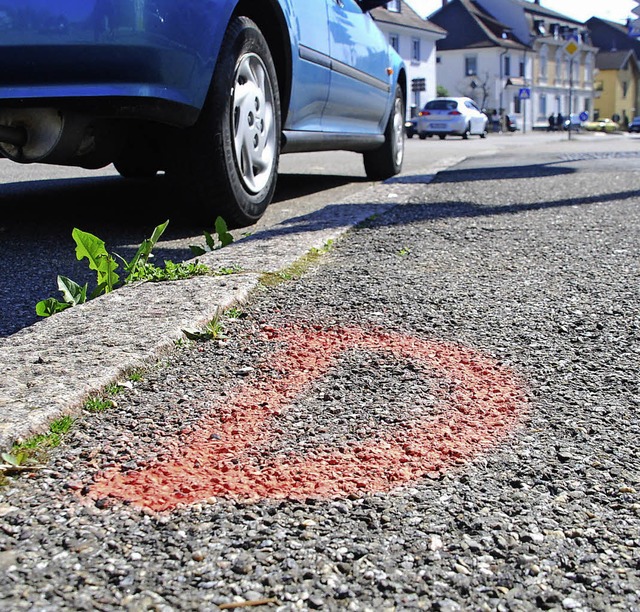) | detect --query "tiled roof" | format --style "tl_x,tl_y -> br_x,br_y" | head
430,0 -> 527,50
595,49 -> 639,70
370,2 -> 447,36
508,0 -> 583,25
